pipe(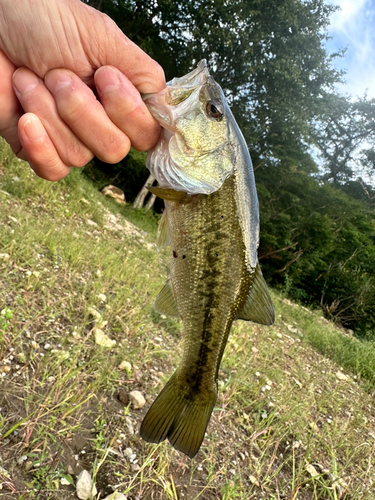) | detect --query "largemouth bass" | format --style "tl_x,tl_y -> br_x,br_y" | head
140,60 -> 274,458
